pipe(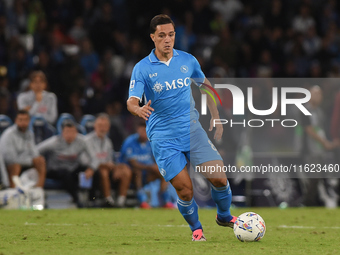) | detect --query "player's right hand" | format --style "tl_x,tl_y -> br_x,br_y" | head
137,100 -> 154,120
